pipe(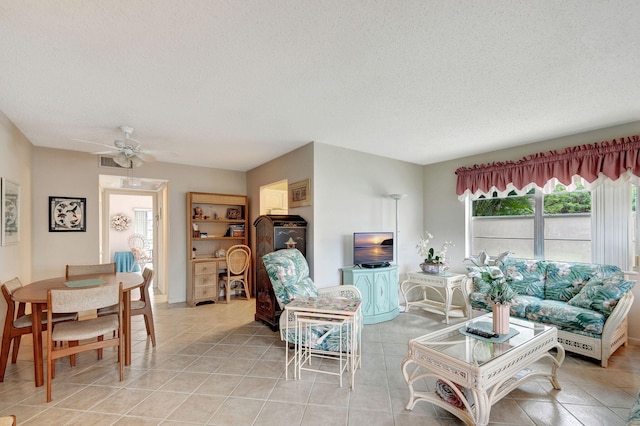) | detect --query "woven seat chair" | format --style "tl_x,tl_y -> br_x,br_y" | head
129,234 -> 152,272
0,415 -> 16,426
220,244 -> 251,303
